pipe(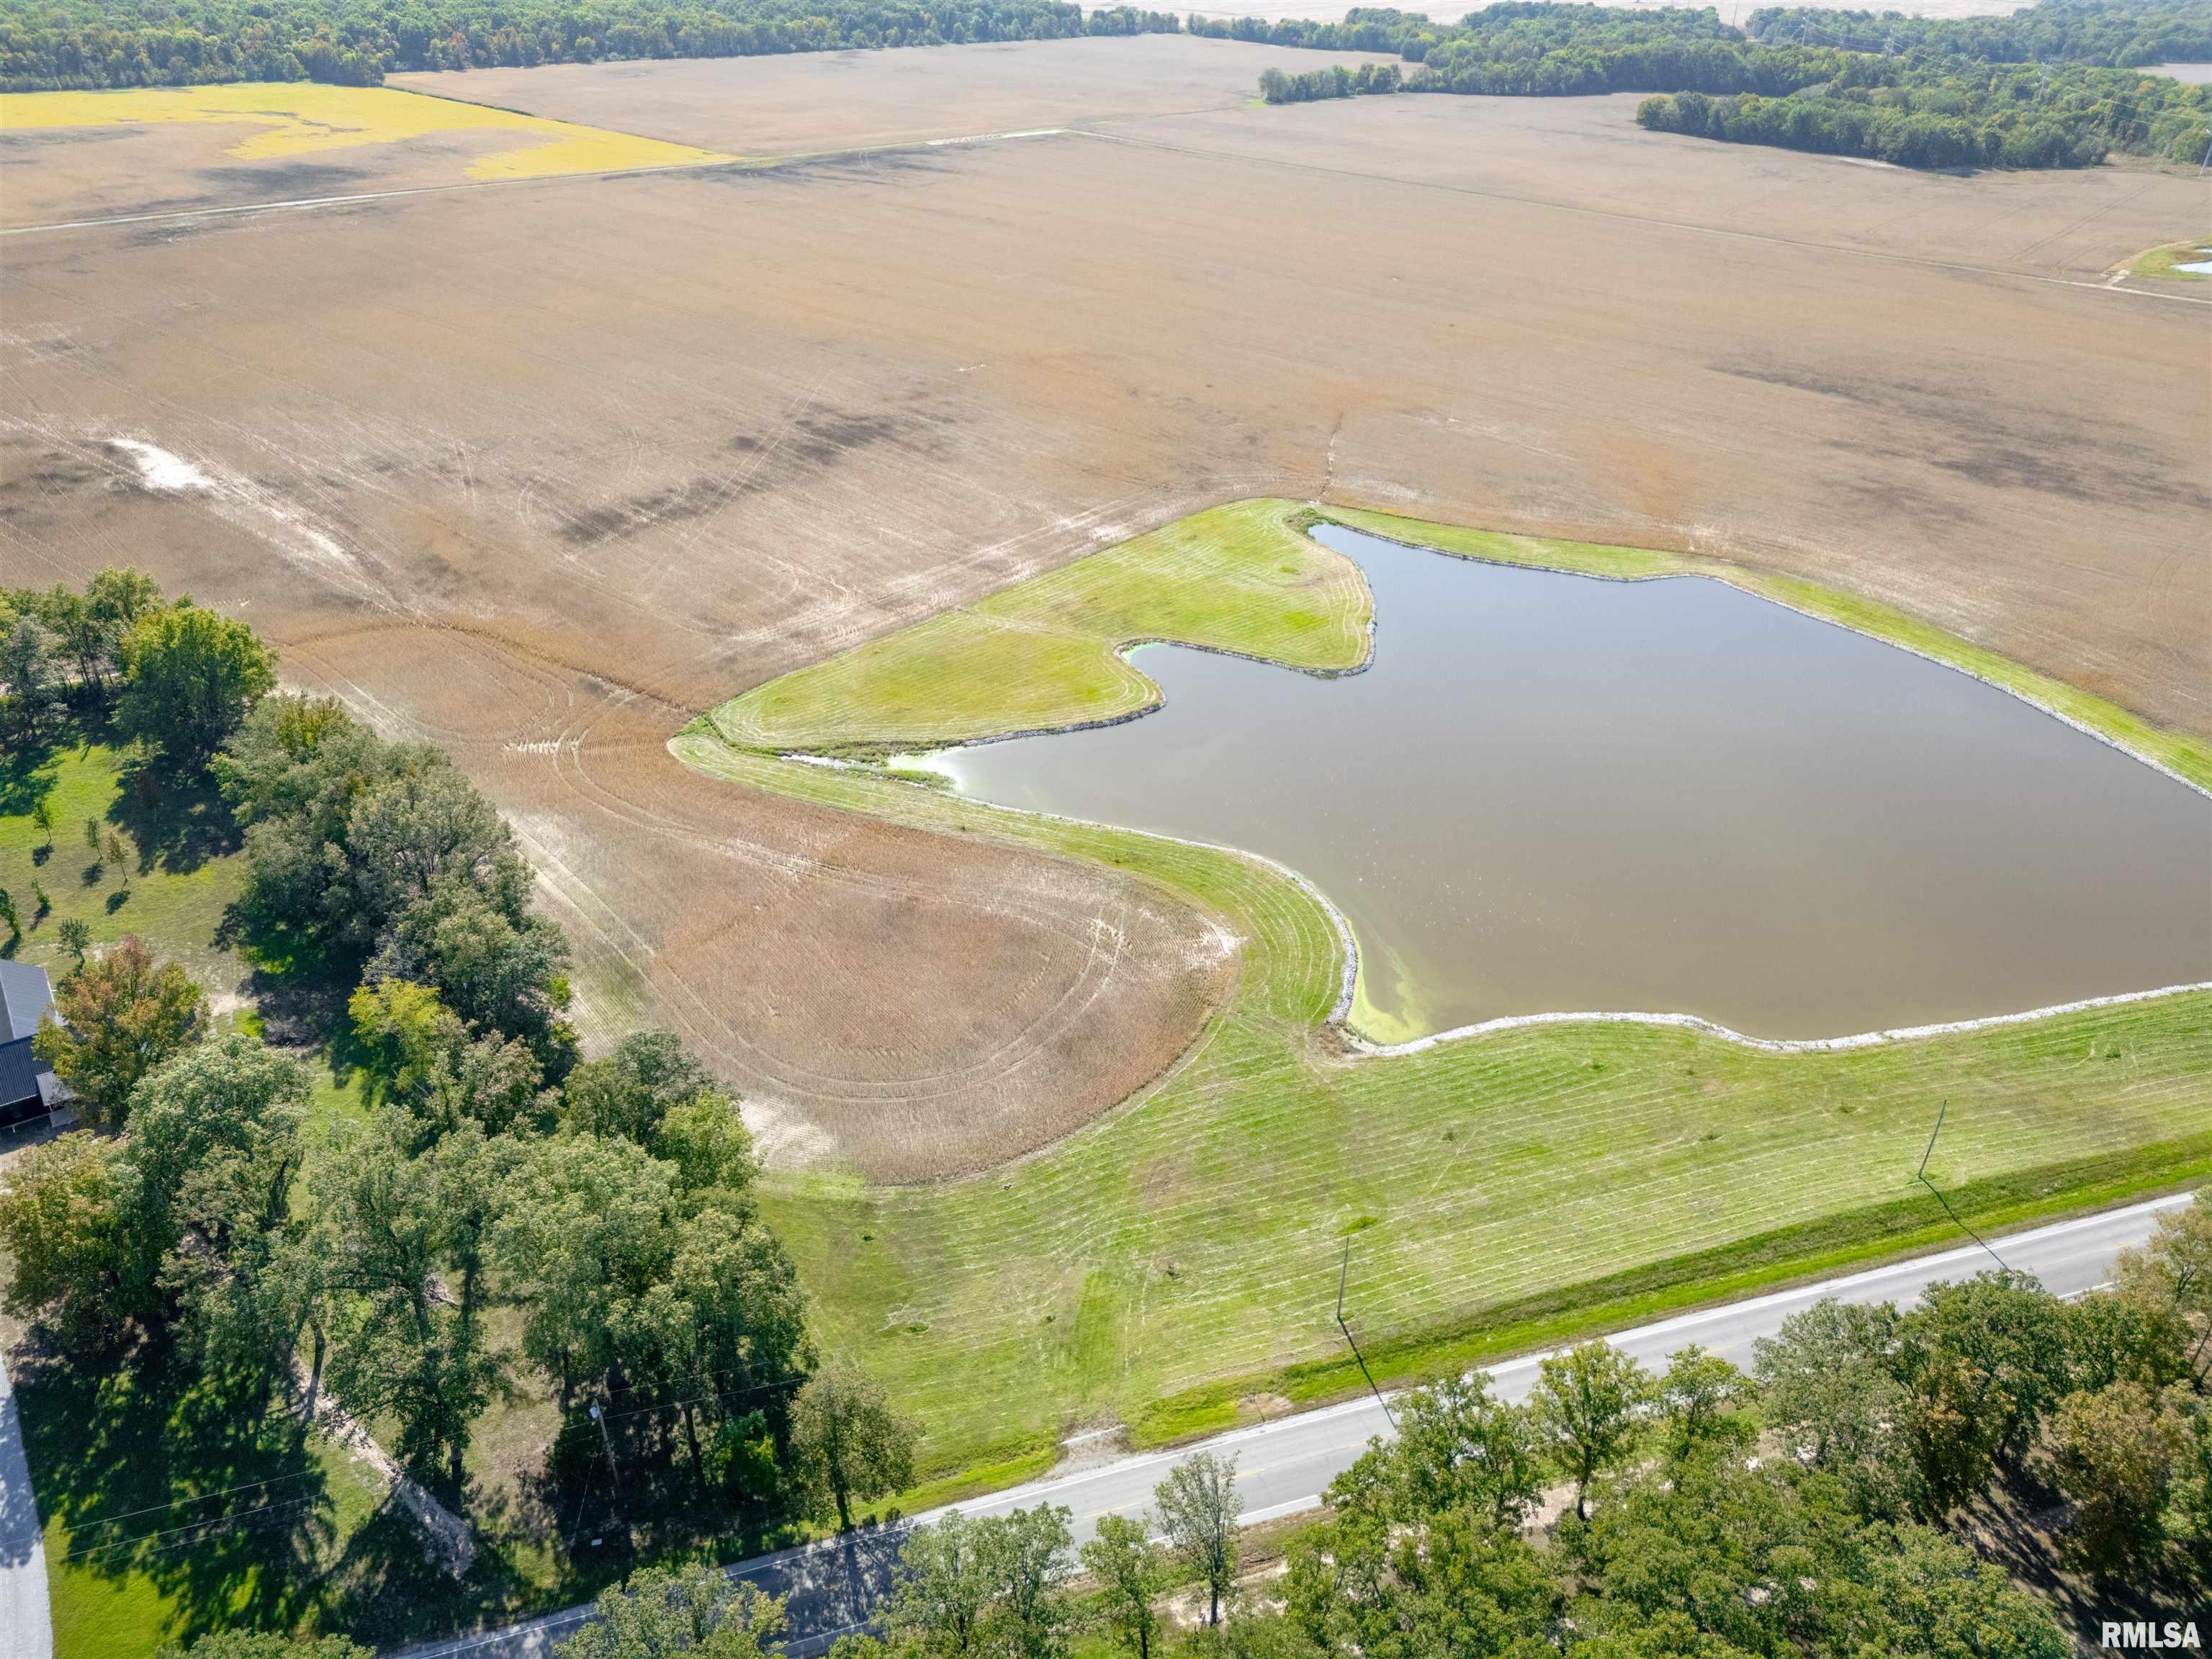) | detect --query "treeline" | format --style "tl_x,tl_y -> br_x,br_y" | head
1259,58 -> 1398,100
0,0 -> 1180,92
1231,0 -> 2212,166
549,1205 -> 2212,1659
1748,0 -> 2212,68
3,577 -> 920,1558
1637,56 -> 2211,167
